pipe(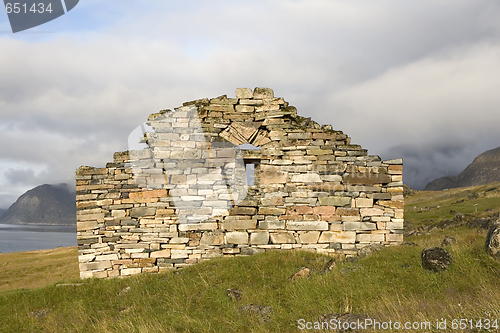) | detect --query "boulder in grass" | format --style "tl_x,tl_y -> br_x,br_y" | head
225,288 -> 243,301
441,236 -> 456,247
238,304 -> 273,322
421,247 -> 452,272
485,219 -> 500,258
291,267 -> 310,281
